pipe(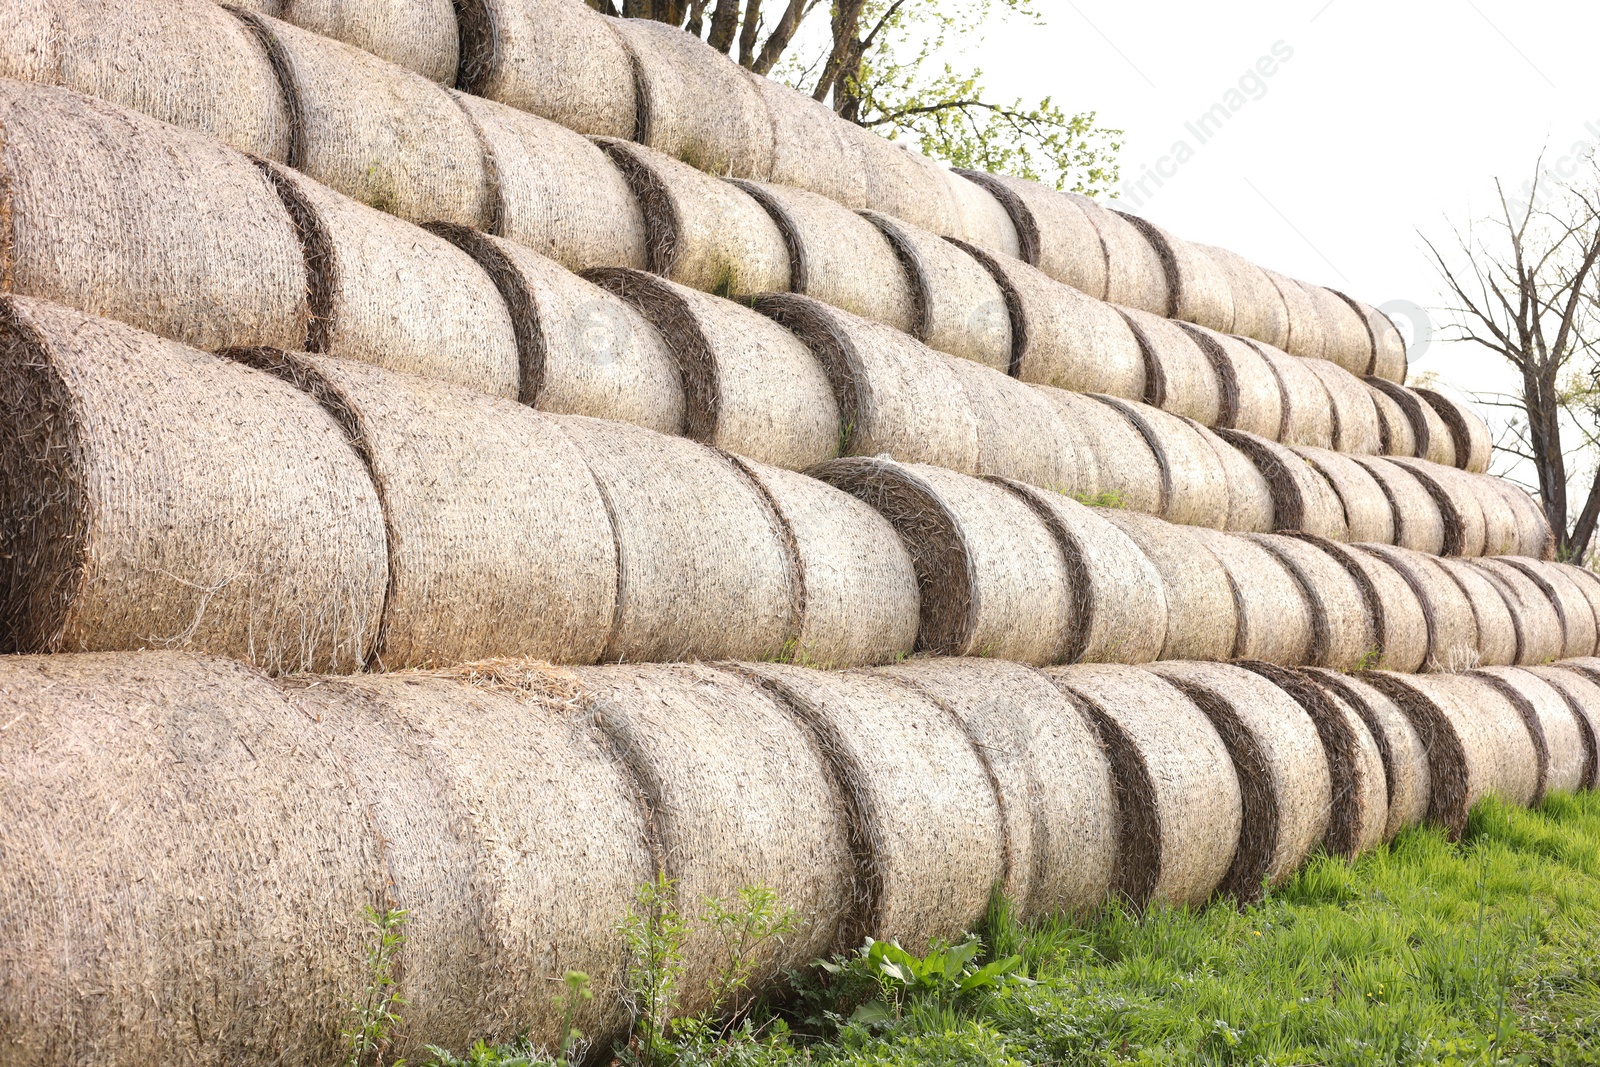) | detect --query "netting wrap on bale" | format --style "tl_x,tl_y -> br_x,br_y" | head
1176,324 -> 1286,439
753,76 -> 869,208
1119,217 -> 1235,333
1302,669 -> 1431,838
1292,446 -> 1396,545
267,0 -> 460,84
1527,665 -> 1600,790
1432,557 -> 1518,666
1305,284 -> 1376,377
1034,389 -> 1162,515
1248,534 -> 1377,670
1074,200 -> 1170,314
1367,376 -> 1457,466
